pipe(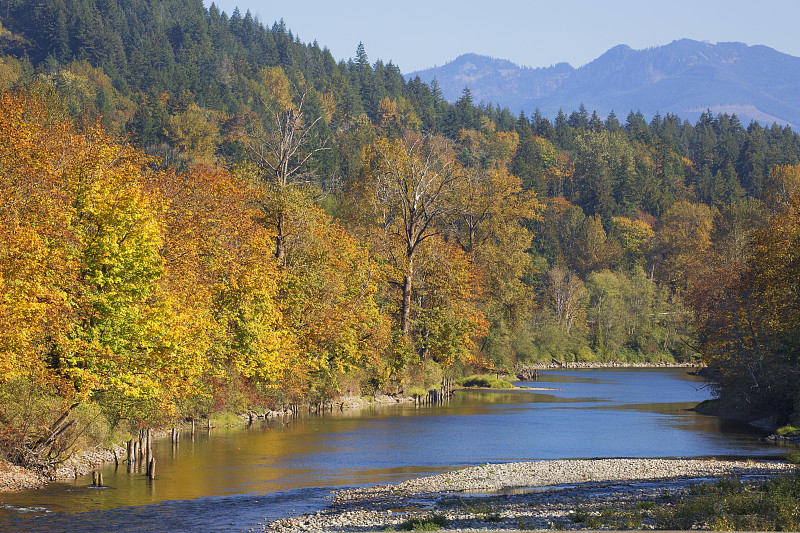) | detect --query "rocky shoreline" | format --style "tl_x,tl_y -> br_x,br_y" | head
517,361 -> 701,371
0,444 -> 124,492
265,458 -> 793,532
